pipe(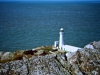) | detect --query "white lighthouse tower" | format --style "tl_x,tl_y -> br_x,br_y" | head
59,28 -> 64,50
